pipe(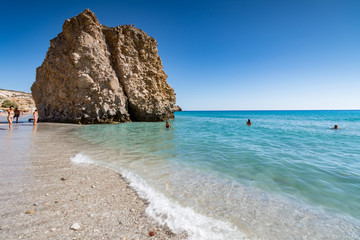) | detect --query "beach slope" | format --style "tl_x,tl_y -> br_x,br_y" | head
0,123 -> 186,239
